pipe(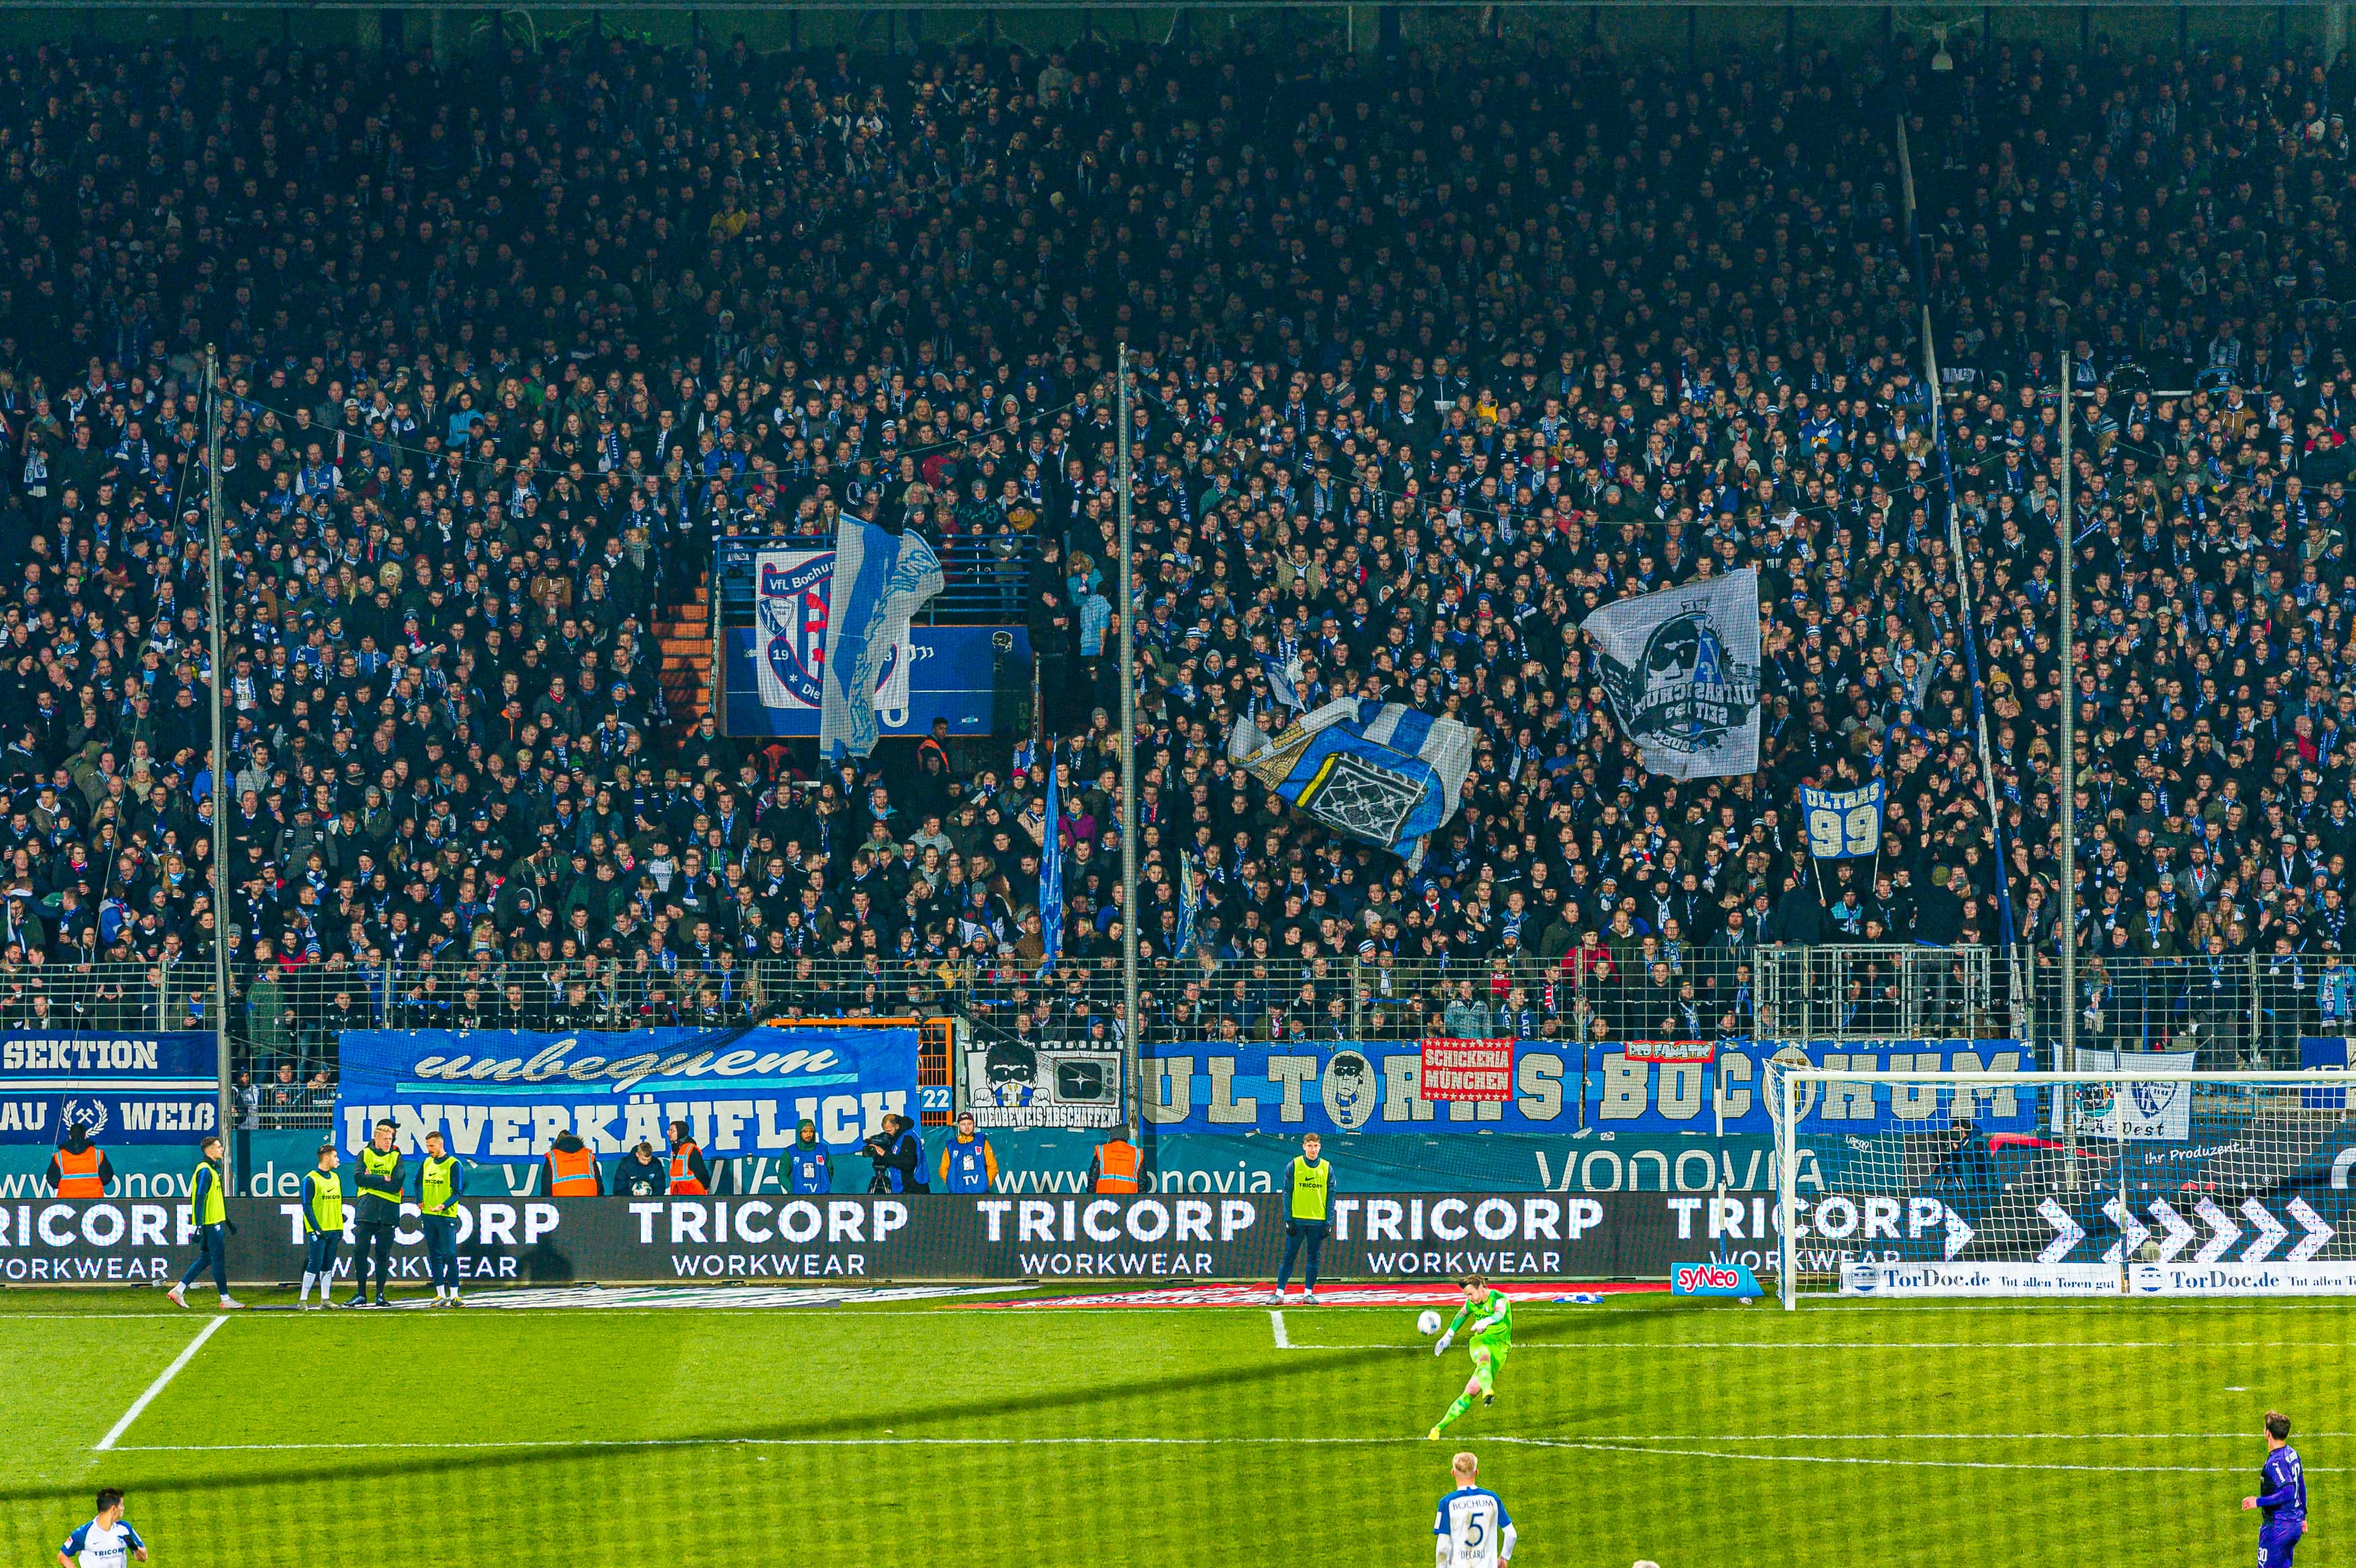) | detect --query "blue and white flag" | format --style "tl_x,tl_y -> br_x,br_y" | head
1584,568 -> 1762,781
817,518 -> 944,761
1173,849 -> 1202,958
1801,779 -> 1885,859
1260,655 -> 1304,712
1227,698 -> 1474,870
1038,753 -> 1064,976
